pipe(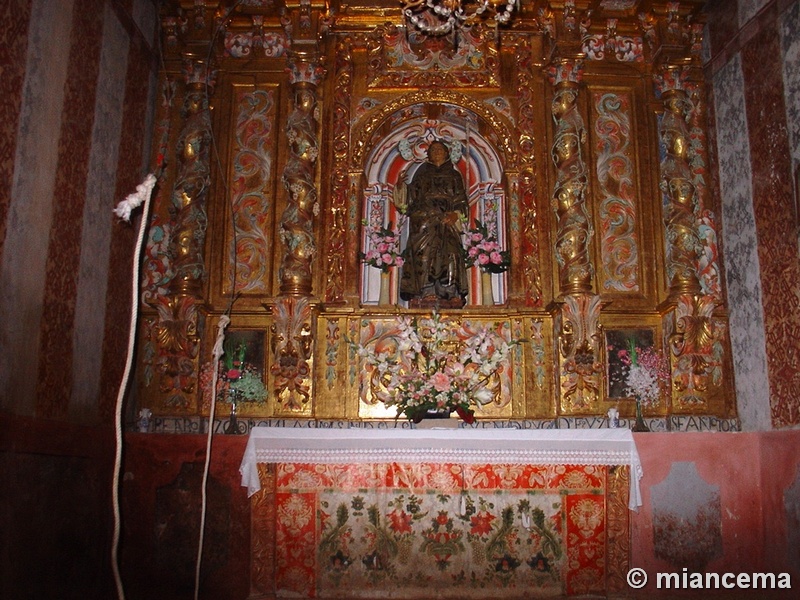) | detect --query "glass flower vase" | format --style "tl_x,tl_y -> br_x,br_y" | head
378,270 -> 391,306
632,400 -> 650,432
481,270 -> 494,306
224,400 -> 245,435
